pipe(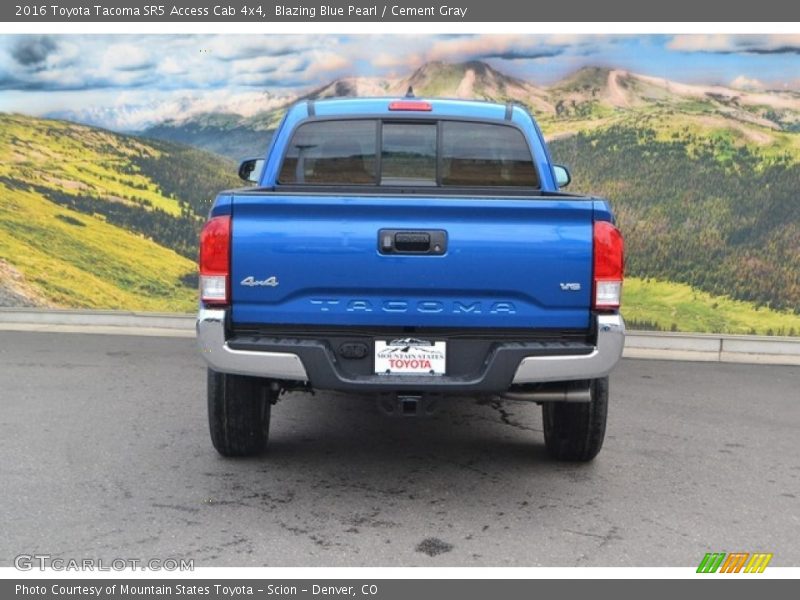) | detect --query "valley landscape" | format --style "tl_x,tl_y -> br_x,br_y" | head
1,42 -> 799,334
